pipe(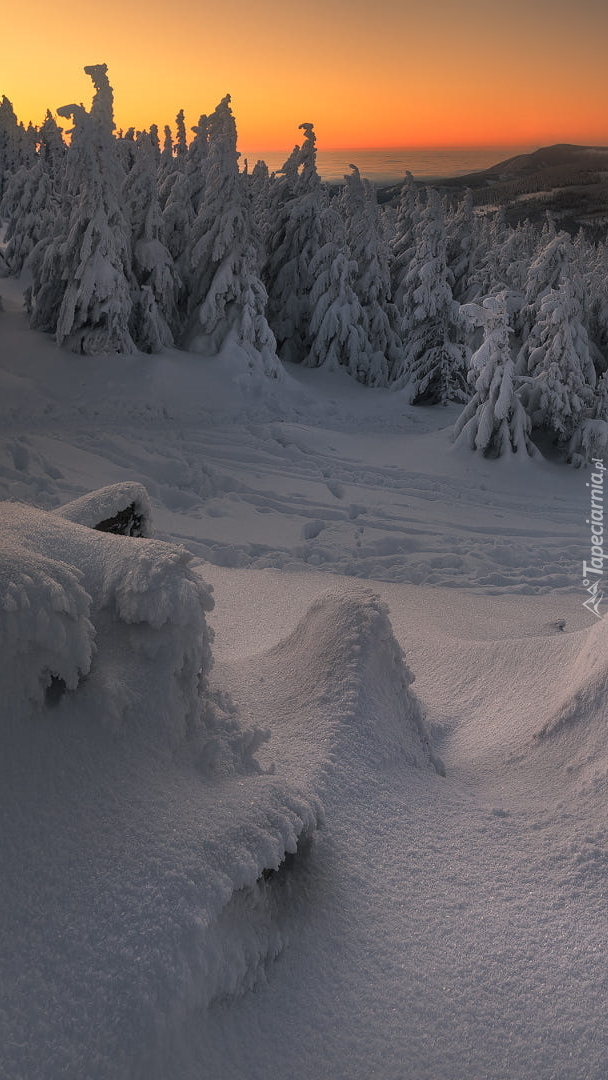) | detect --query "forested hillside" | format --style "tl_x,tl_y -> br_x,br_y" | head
1,64 -> 607,465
